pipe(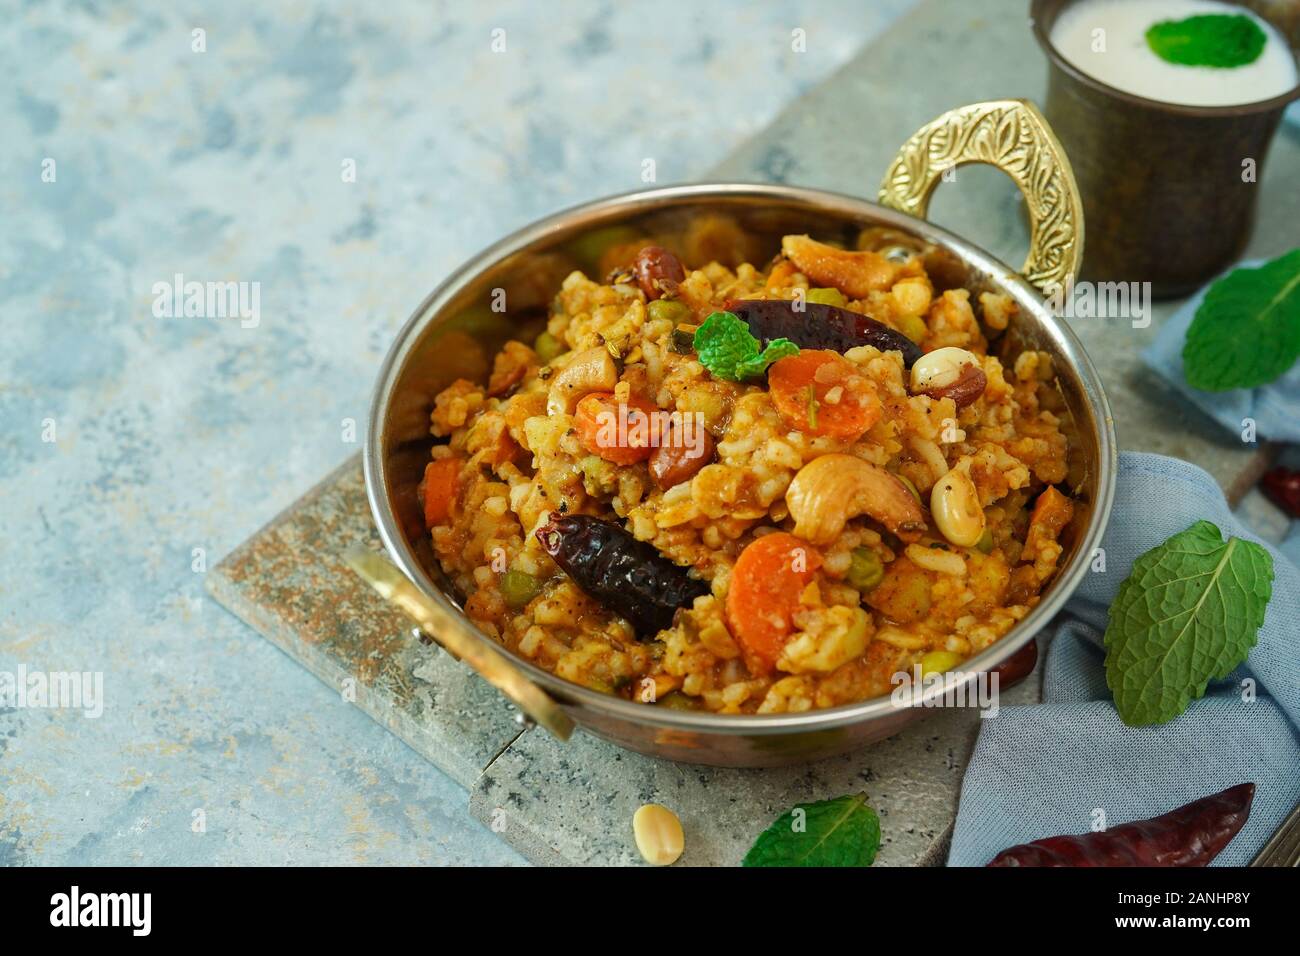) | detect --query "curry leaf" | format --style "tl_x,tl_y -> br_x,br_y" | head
1146,14 -> 1267,68
1182,249 -> 1300,392
1104,521 -> 1272,727
742,793 -> 881,867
